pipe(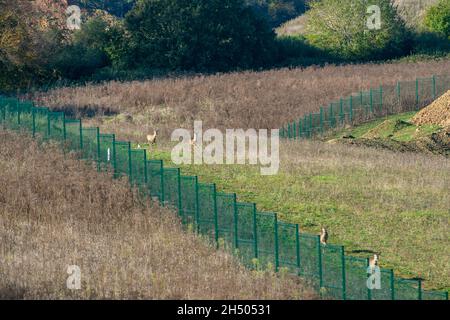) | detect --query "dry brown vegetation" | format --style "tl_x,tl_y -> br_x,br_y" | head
0,130 -> 316,300
34,59 -> 450,141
